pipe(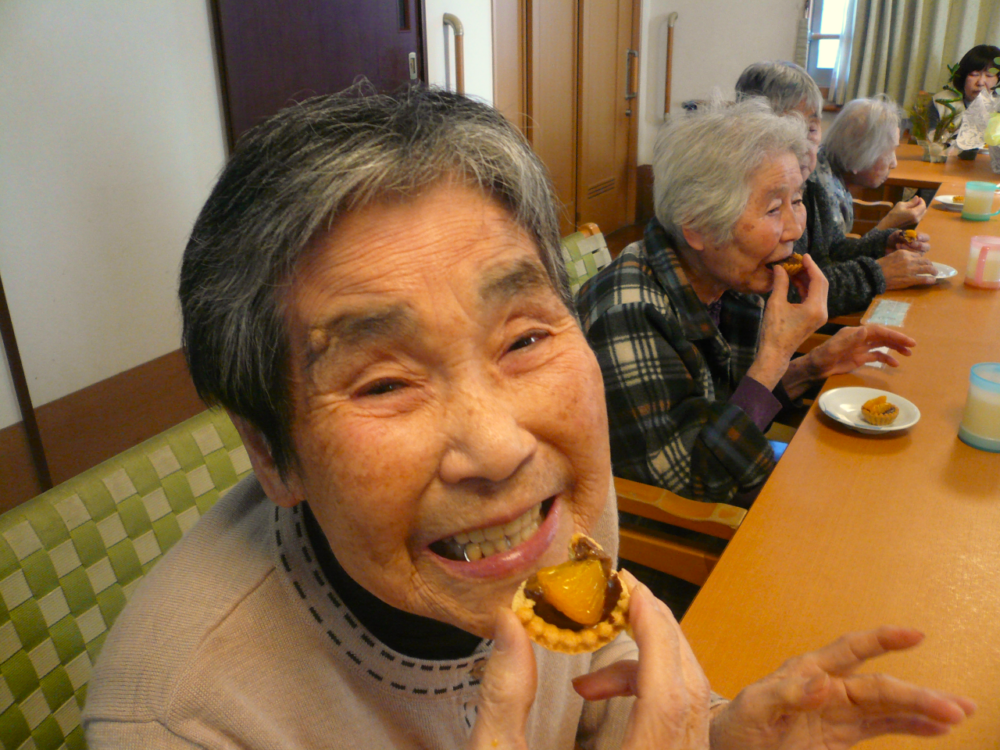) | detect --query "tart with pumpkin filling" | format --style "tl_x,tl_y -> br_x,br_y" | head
512,534 -> 629,654
775,252 -> 804,276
